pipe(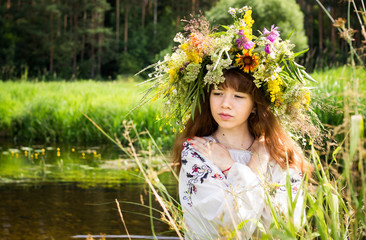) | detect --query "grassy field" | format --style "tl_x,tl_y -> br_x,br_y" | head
310,66 -> 366,126
0,79 -> 173,148
0,67 -> 365,148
